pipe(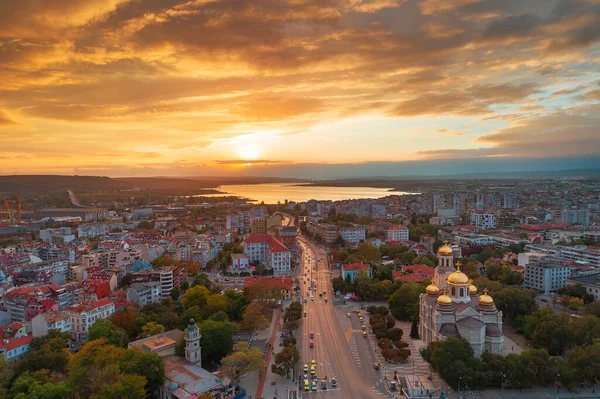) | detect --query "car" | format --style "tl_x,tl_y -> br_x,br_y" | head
311,382 -> 317,391
346,313 -> 351,317
304,380 -> 310,391
310,296 -> 314,301
373,363 -> 380,370
361,325 -> 366,330
310,367 -> 316,376
362,331 -> 367,337
323,290 -> 326,295
309,332 -> 315,338
331,378 -> 337,387
303,364 -> 308,373
312,375 -> 318,382
304,312 -> 307,317
321,379 -> 327,390
352,309 -> 360,313
325,298 -> 328,303
311,359 -> 316,365
310,341 -> 314,348
319,293 -> 322,297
